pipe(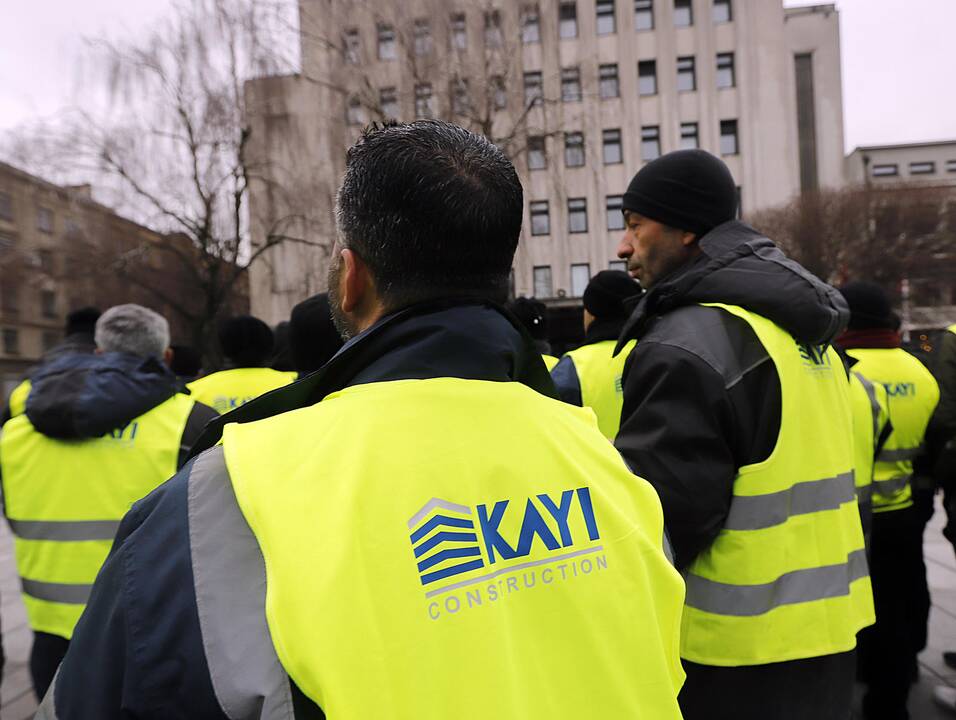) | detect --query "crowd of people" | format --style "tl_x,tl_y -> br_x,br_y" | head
0,119 -> 954,719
